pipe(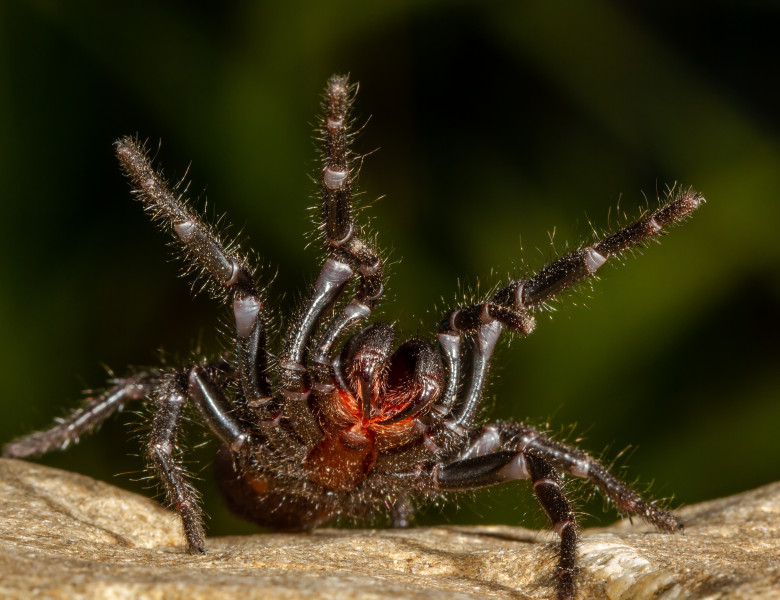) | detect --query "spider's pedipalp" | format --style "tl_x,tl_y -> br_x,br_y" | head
432,332 -> 462,413
450,319 -> 502,428
435,302 -> 535,430
312,299 -> 372,366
